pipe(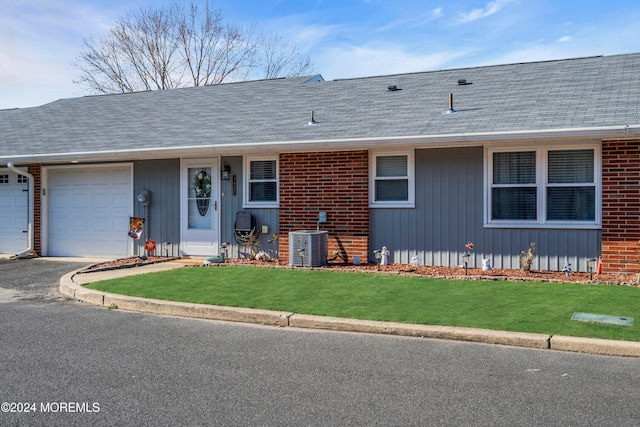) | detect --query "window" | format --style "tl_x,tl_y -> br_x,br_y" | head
0,174 -> 8,184
546,150 -> 595,221
244,156 -> 278,207
491,151 -> 537,220
487,146 -> 599,227
370,150 -> 414,207
17,175 -> 28,184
